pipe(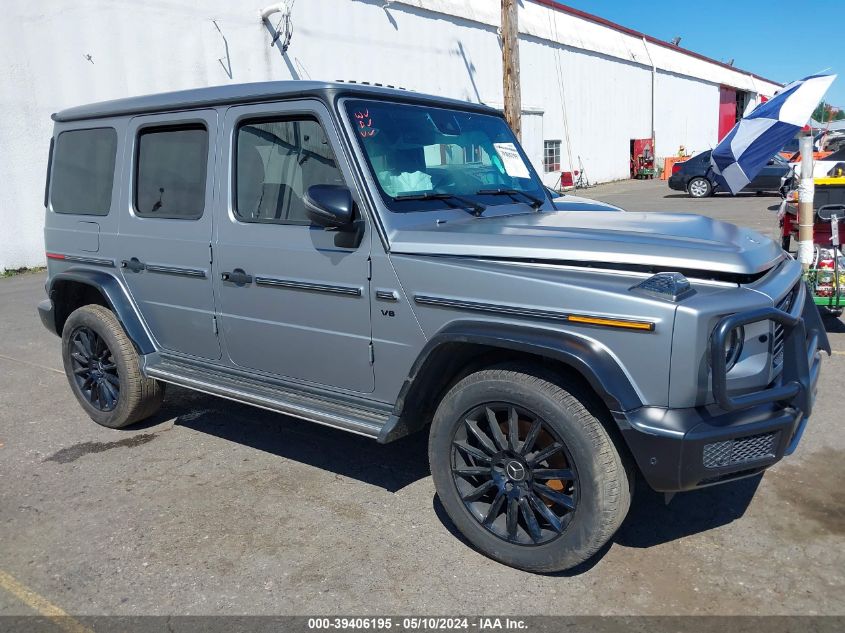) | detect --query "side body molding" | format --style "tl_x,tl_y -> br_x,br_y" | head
47,268 -> 156,354
379,320 -> 642,443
